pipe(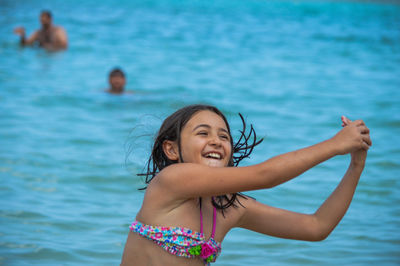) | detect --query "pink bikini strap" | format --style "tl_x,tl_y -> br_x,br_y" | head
211,205 -> 216,238
199,198 -> 217,238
